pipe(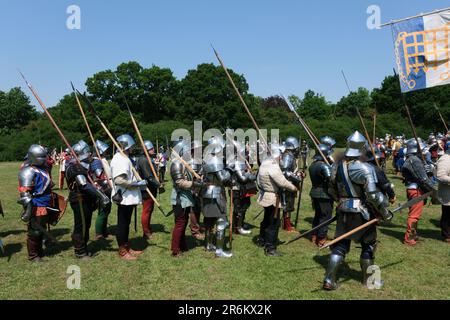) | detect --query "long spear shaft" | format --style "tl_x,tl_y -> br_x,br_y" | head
78,91 -> 167,216
434,103 -> 449,132
403,99 -> 426,163
19,71 -> 96,185
341,70 -> 380,168
170,148 -> 201,180
373,111 -> 377,143
121,96 -> 160,183
212,46 -> 270,154
282,96 -> 330,166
